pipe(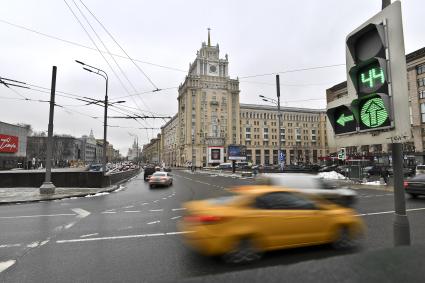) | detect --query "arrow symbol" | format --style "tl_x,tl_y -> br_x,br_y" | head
364,100 -> 384,127
336,113 -> 354,126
